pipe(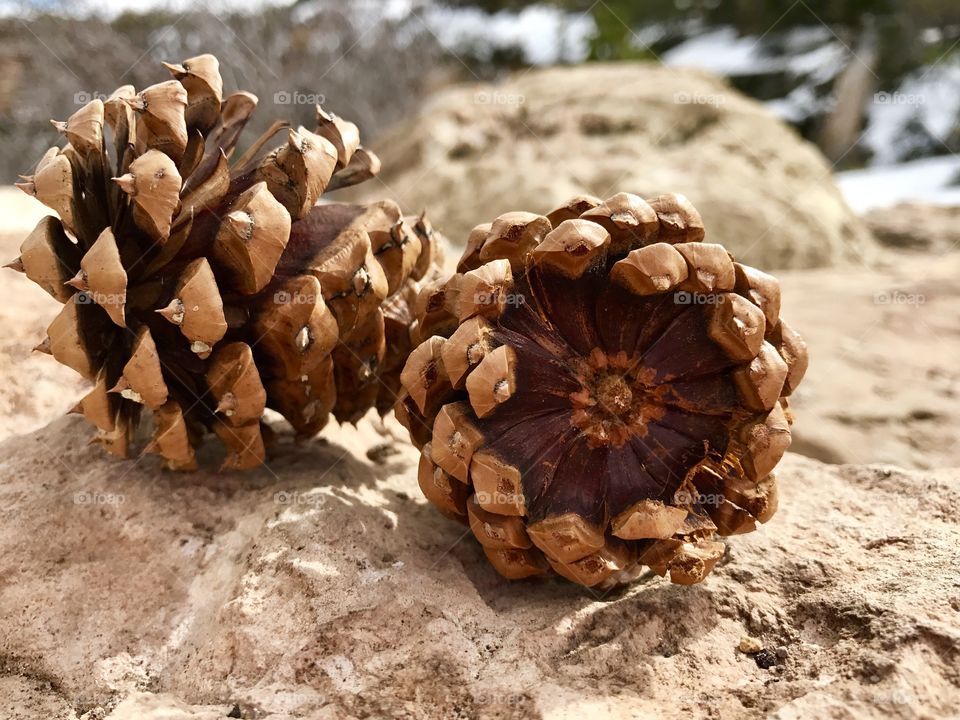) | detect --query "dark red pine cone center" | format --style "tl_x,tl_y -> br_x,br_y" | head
595,373 -> 632,415
568,349 -> 668,449
471,271 -> 741,525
